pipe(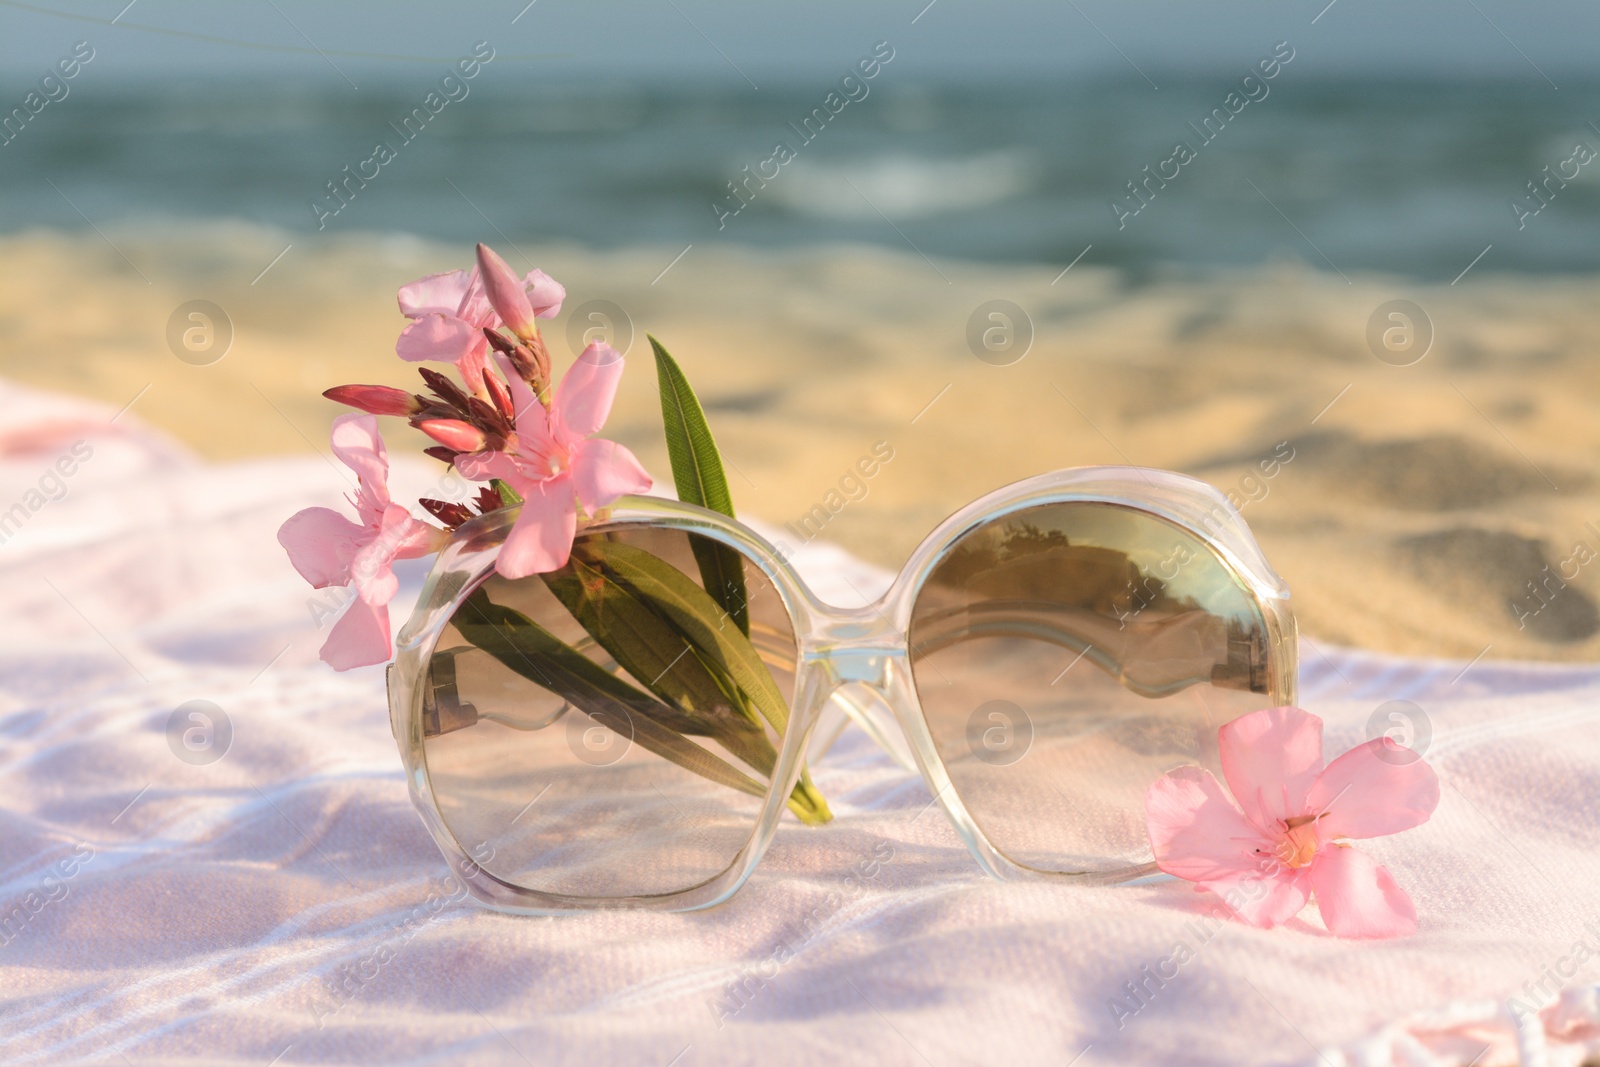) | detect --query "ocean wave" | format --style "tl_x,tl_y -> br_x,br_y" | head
766,151 -> 1041,221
